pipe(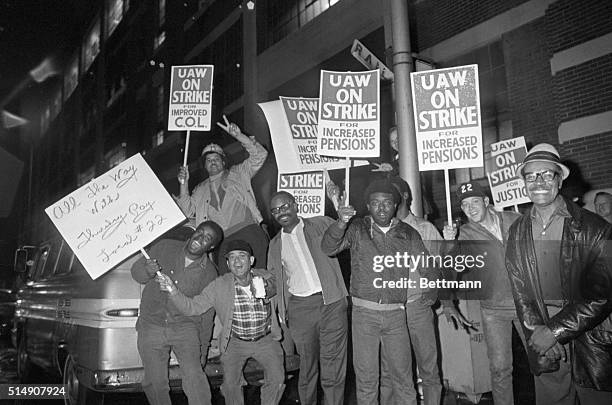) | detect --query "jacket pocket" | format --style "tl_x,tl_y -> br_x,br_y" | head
588,315 -> 612,346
